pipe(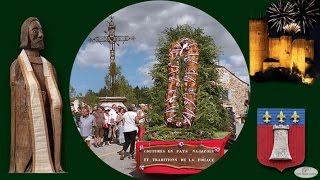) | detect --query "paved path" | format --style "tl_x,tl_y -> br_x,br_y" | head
90,142 -> 139,177
88,122 -> 245,179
